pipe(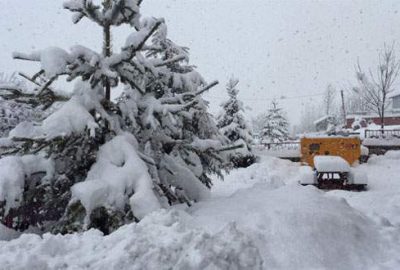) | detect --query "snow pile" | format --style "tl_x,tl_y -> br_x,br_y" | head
0,155 -> 54,213
384,150 -> 400,160
0,210 -> 263,270
314,155 -> 351,172
1,152 -> 400,269
211,156 -> 295,197
330,151 -> 400,226
298,165 -> 315,184
0,224 -> 20,241
349,170 -> 368,185
71,133 -> 161,221
361,144 -> 369,156
191,184 -> 388,270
